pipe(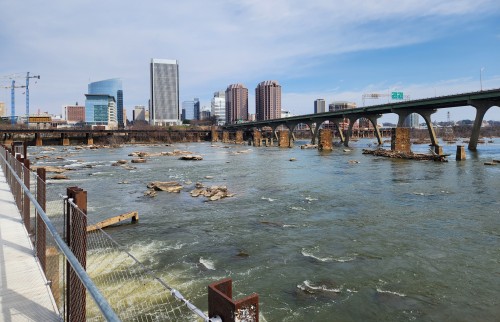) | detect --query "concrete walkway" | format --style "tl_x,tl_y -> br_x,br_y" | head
0,168 -> 60,321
